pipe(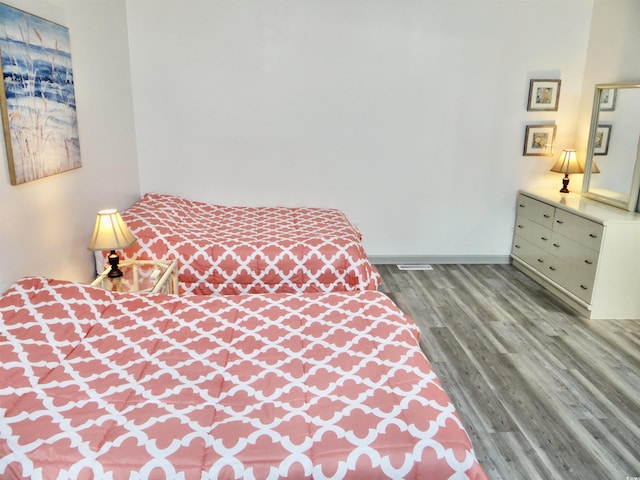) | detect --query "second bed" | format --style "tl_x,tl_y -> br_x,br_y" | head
99,193 -> 380,295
